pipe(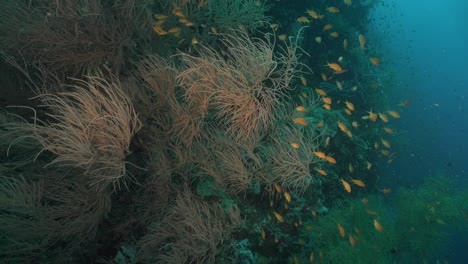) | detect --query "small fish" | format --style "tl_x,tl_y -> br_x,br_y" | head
367,110 -> 377,122
336,81 -> 343,90
325,156 -> 336,164
315,88 -> 327,96
352,121 -> 359,128
314,151 -> 327,159
297,16 -> 311,23
293,117 -> 308,126
380,188 -> 392,194
378,113 -> 389,123
273,211 -> 284,223
323,24 -> 333,31
327,6 -> 340,13
300,75 -> 307,85
370,57 -> 380,66
191,37 -> 199,45
153,26 -> 168,35
323,104 -> 331,110
296,106 -> 307,112
337,121 -> 349,133
345,101 -> 355,111
278,34 -> 287,41
315,36 -> 322,44
348,163 -> 354,173
344,108 -> 352,115
383,127 -> 394,134
154,14 -> 168,20
366,161 -> 372,170
337,223 -> 346,237
351,179 -> 366,187
317,121 -> 324,127
261,227 -> 266,240
387,110 -> 401,118
349,234 -> 356,247
306,9 -> 319,19
381,150 -> 390,156
343,38 -> 348,50
291,142 -> 300,149
366,209 -> 379,216
329,32 -> 339,38
325,136 -> 330,146
361,198 -> 369,205
358,34 -> 366,50
284,192 -> 292,203
325,62 -> 344,73
316,169 -> 327,176
346,130 -> 353,137
340,178 -> 352,193
323,97 -> 332,104
274,183 -> 282,193
321,73 -> 328,81
373,219 -> 383,232
381,139 -> 391,148
399,99 -> 412,107
238,24 -> 246,31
